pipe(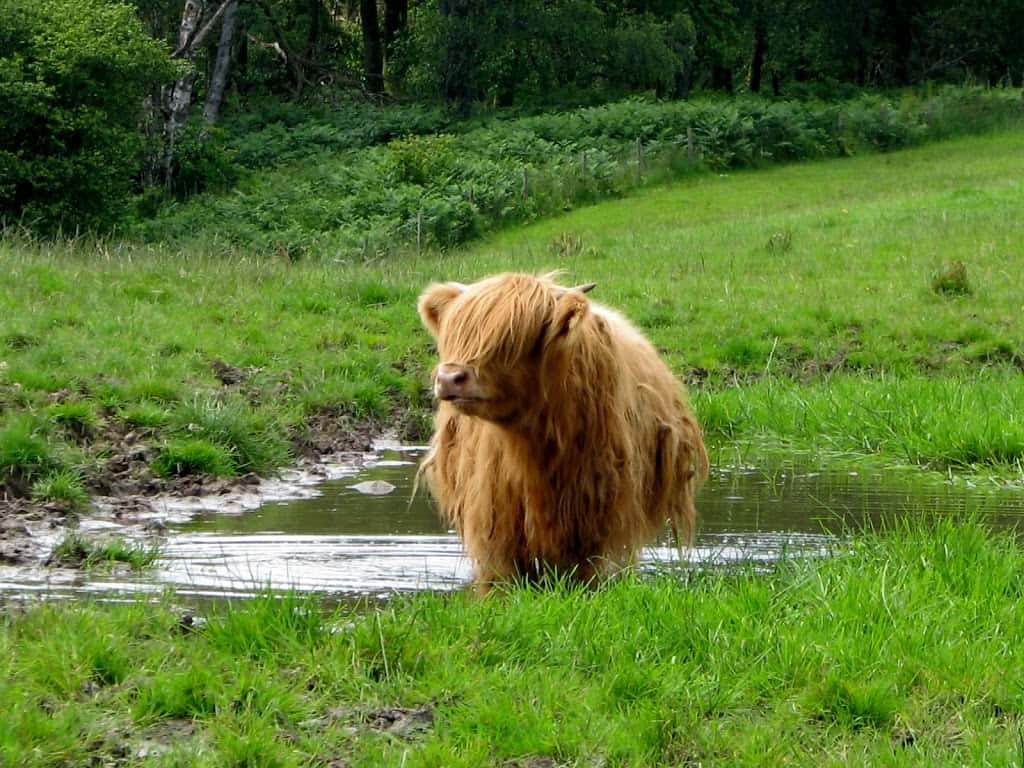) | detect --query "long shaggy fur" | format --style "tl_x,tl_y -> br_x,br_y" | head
418,272 -> 708,587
